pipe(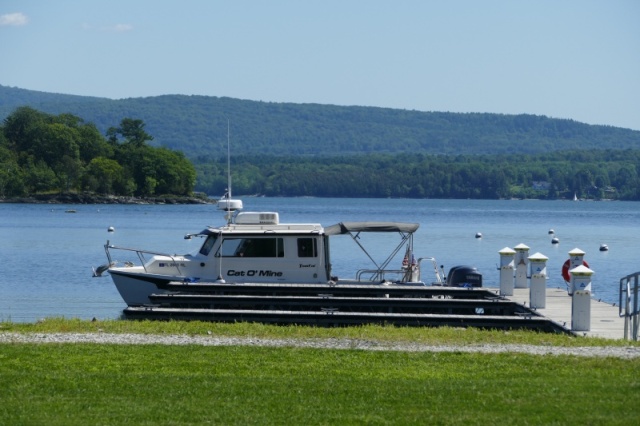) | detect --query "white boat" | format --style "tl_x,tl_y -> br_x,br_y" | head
100,123 -> 475,306
100,206 -> 464,306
